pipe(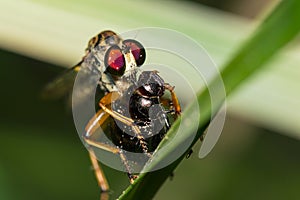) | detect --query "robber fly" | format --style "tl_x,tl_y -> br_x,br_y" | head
44,30 -> 181,197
